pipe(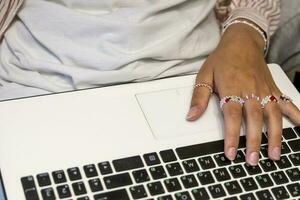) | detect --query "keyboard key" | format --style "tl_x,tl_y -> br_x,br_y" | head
191,188 -> 209,200
149,166 -> 167,180
83,164 -> 98,178
41,187 -> 55,200
286,167 -> 300,181
271,186 -> 289,199
289,139 -> 300,152
144,152 -> 161,166
197,171 -> 215,185
104,172 -> 133,189
88,178 -> 103,192
78,197 -> 89,200
113,156 -> 144,172
224,197 -> 238,200
224,180 -> 242,195
182,159 -> 199,173
256,190 -> 274,200
255,174 -> 273,188
213,167 -> 230,181
176,135 -> 247,160
94,189 -> 130,200
160,149 -> 177,163
147,181 -> 165,196
260,145 -> 268,157
176,140 -> 223,160
21,176 -> 39,200
98,161 -> 113,175
270,171 -> 289,185
287,183 -> 300,197
261,133 -> 268,144
282,128 -> 297,140
259,159 -> 277,172
275,155 -> 292,169
240,177 -> 258,191
72,181 -> 87,196
132,169 -> 150,183
289,153 -> 300,166
244,163 -> 262,175
229,165 -> 246,178
129,185 -> 147,199
198,156 -> 216,169
37,173 -> 51,187
164,178 -> 182,192
294,126 -> 300,137
52,170 -> 67,184
281,142 -> 291,154
240,193 -> 256,200
208,184 -> 226,198
166,162 -> 183,176
214,153 -> 231,166
175,191 -> 192,200
180,174 -> 198,189
67,167 -> 82,181
158,195 -> 173,200
57,184 -> 71,199
233,150 -> 245,163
